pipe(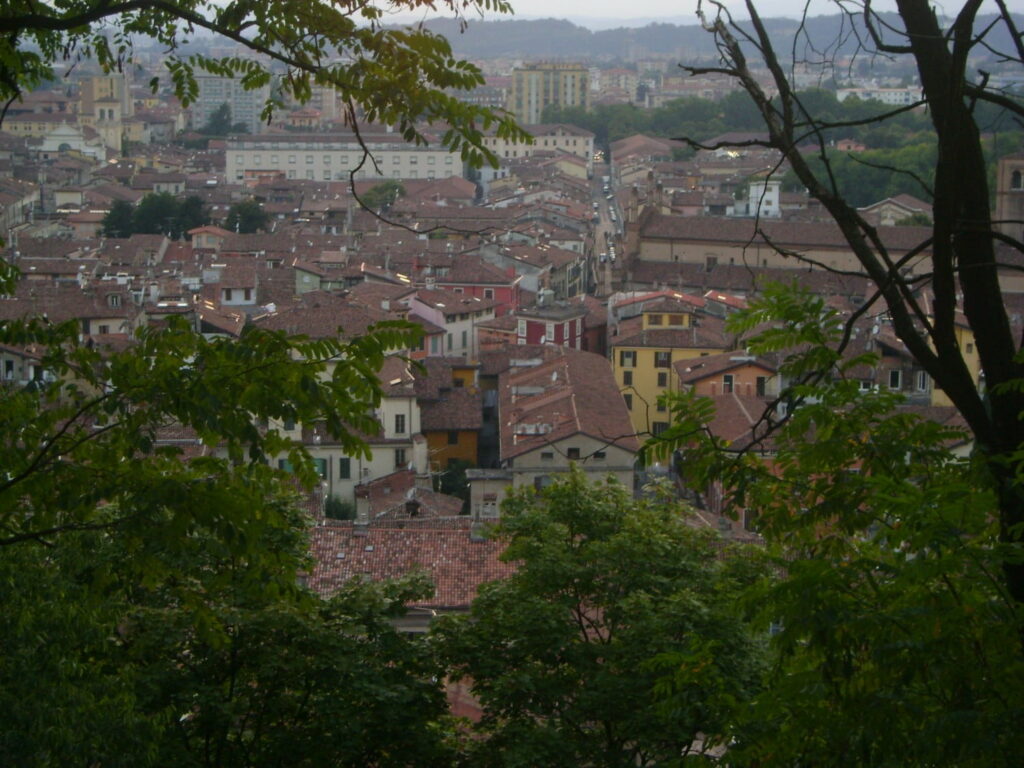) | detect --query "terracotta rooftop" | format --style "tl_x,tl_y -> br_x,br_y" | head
498,346 -> 639,460
307,523 -> 515,610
